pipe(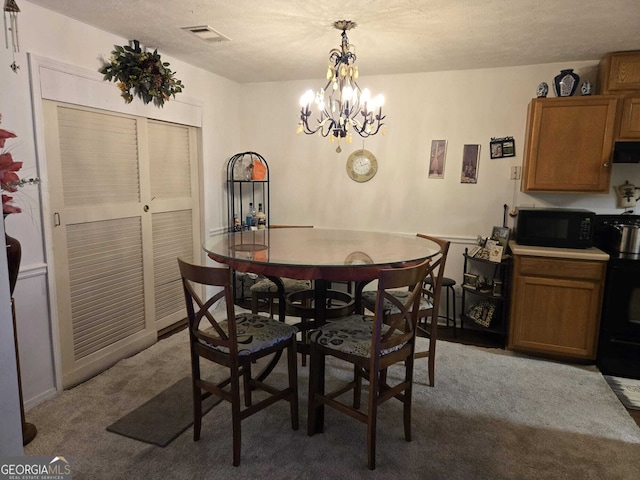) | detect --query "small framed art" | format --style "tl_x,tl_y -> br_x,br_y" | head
429,139 -> 447,179
461,144 -> 480,184
489,137 -> 516,159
